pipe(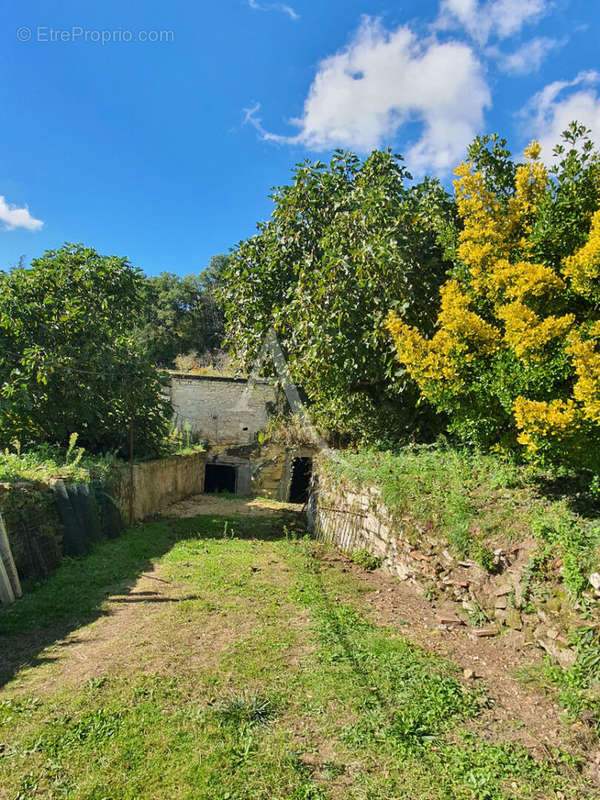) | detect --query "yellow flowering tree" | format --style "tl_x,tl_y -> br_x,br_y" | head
387,124 -> 600,470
